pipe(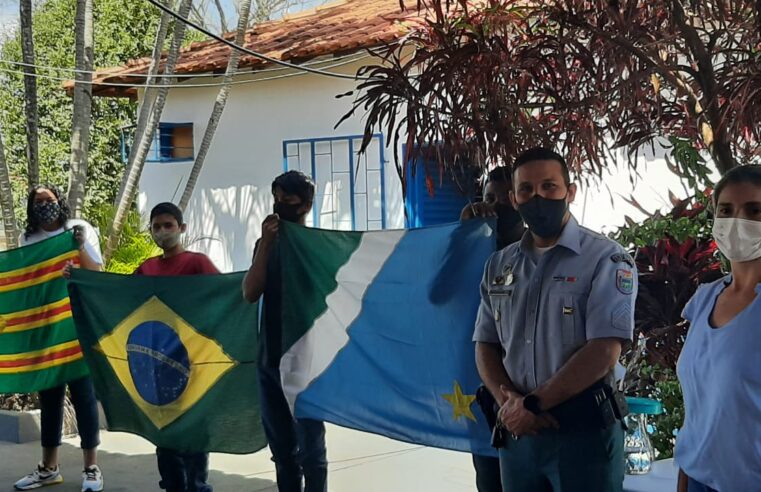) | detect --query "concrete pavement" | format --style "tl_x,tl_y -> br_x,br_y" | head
0,425 -> 477,491
0,425 -> 676,491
